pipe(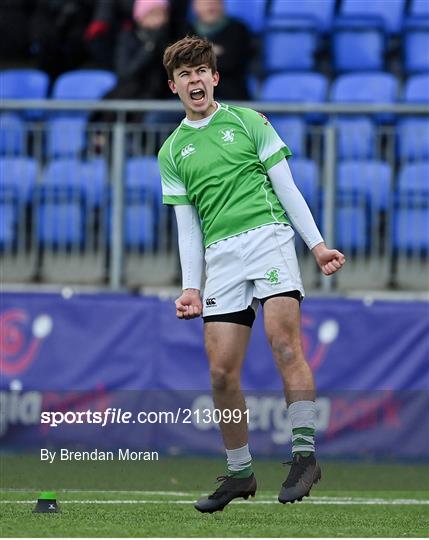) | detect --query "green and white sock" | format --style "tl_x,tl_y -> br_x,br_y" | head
288,400 -> 316,456
226,444 -> 253,478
